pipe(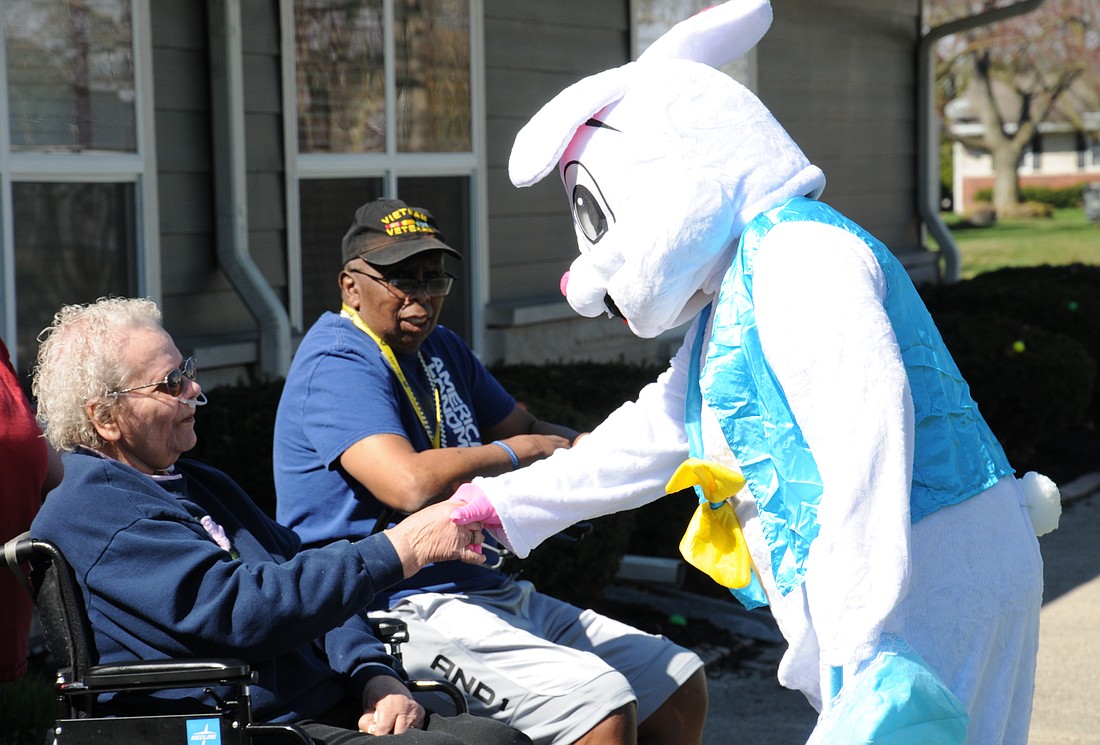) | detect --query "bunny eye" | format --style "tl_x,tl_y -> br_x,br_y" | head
563,160 -> 614,248
572,184 -> 608,244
